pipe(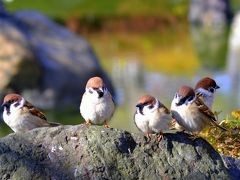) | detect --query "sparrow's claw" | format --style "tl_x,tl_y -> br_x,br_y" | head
187,133 -> 198,140
156,132 -> 164,142
103,121 -> 110,128
85,120 -> 92,125
144,133 -> 151,143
